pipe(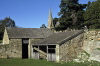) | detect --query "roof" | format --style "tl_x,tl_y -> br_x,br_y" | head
6,28 -> 54,38
32,30 -> 84,45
